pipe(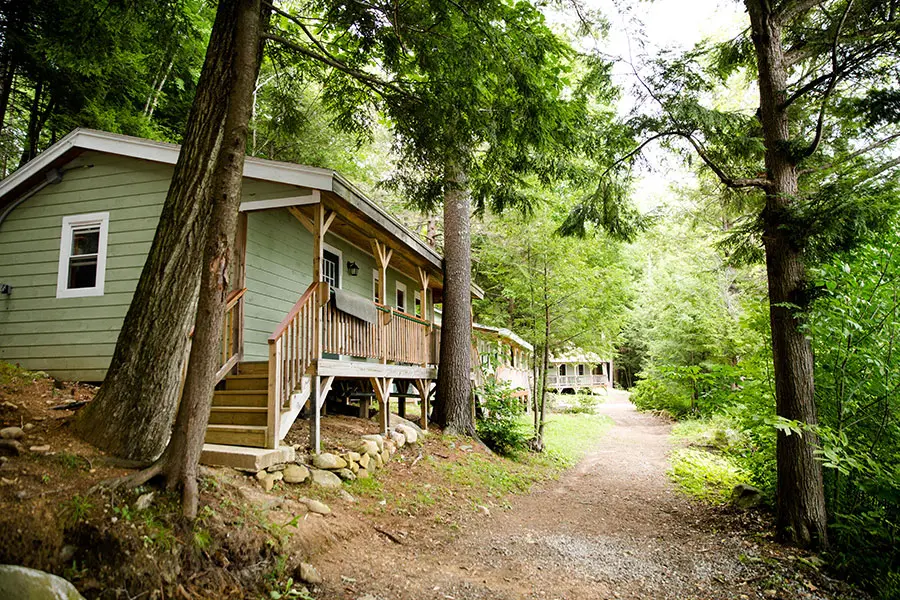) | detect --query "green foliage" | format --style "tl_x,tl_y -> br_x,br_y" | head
560,391 -> 602,414
476,376 -> 530,456
669,448 -> 750,504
